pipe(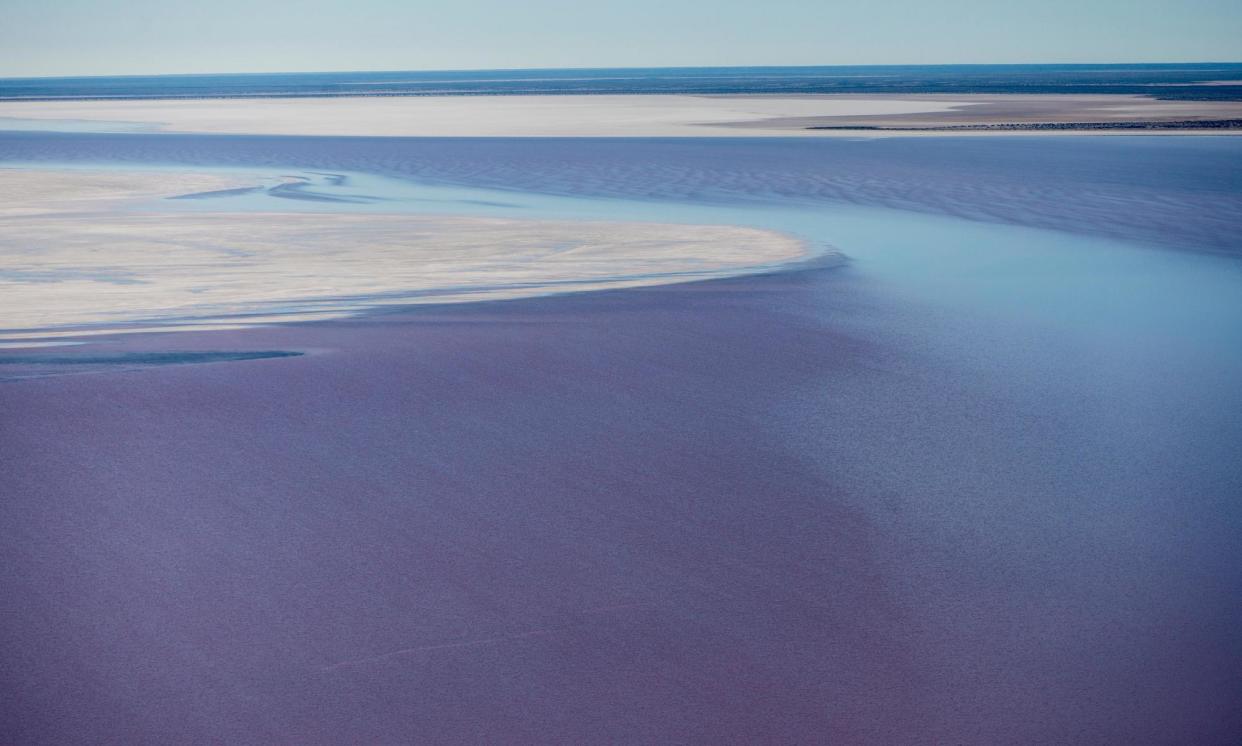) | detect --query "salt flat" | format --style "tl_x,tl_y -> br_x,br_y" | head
0,168 -> 807,339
